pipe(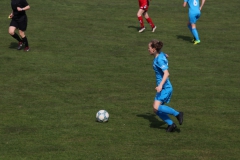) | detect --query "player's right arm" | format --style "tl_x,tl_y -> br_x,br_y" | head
9,11 -> 13,18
